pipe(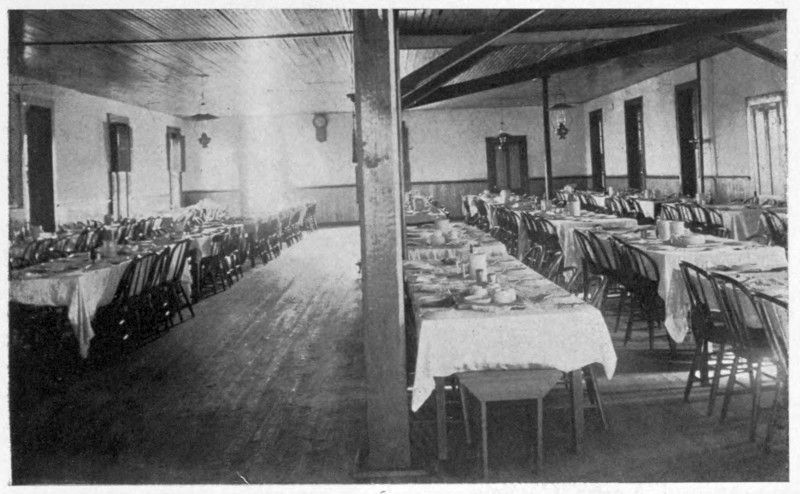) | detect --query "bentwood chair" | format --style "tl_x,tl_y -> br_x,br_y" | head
752,292 -> 788,450
618,240 -> 674,355
679,262 -> 730,409
161,239 -> 194,324
709,273 -> 777,441
762,210 -> 787,248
